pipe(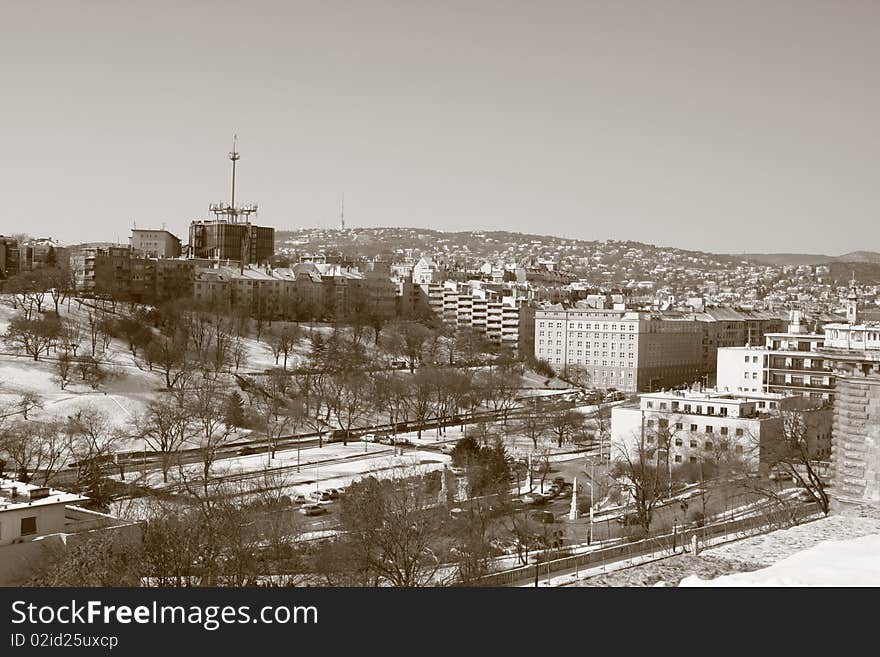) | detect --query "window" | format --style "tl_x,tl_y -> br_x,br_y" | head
690,440 -> 698,448
735,428 -> 743,437
659,402 -> 667,410
646,419 -> 654,428
720,427 -> 728,435
705,425 -> 713,433
690,424 -> 697,432
646,401 -> 653,409
704,441 -> 713,450
646,435 -> 654,444
20,516 -> 37,536
674,438 -> 683,446
675,422 -> 683,430
689,456 -> 698,463
674,455 -> 682,463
